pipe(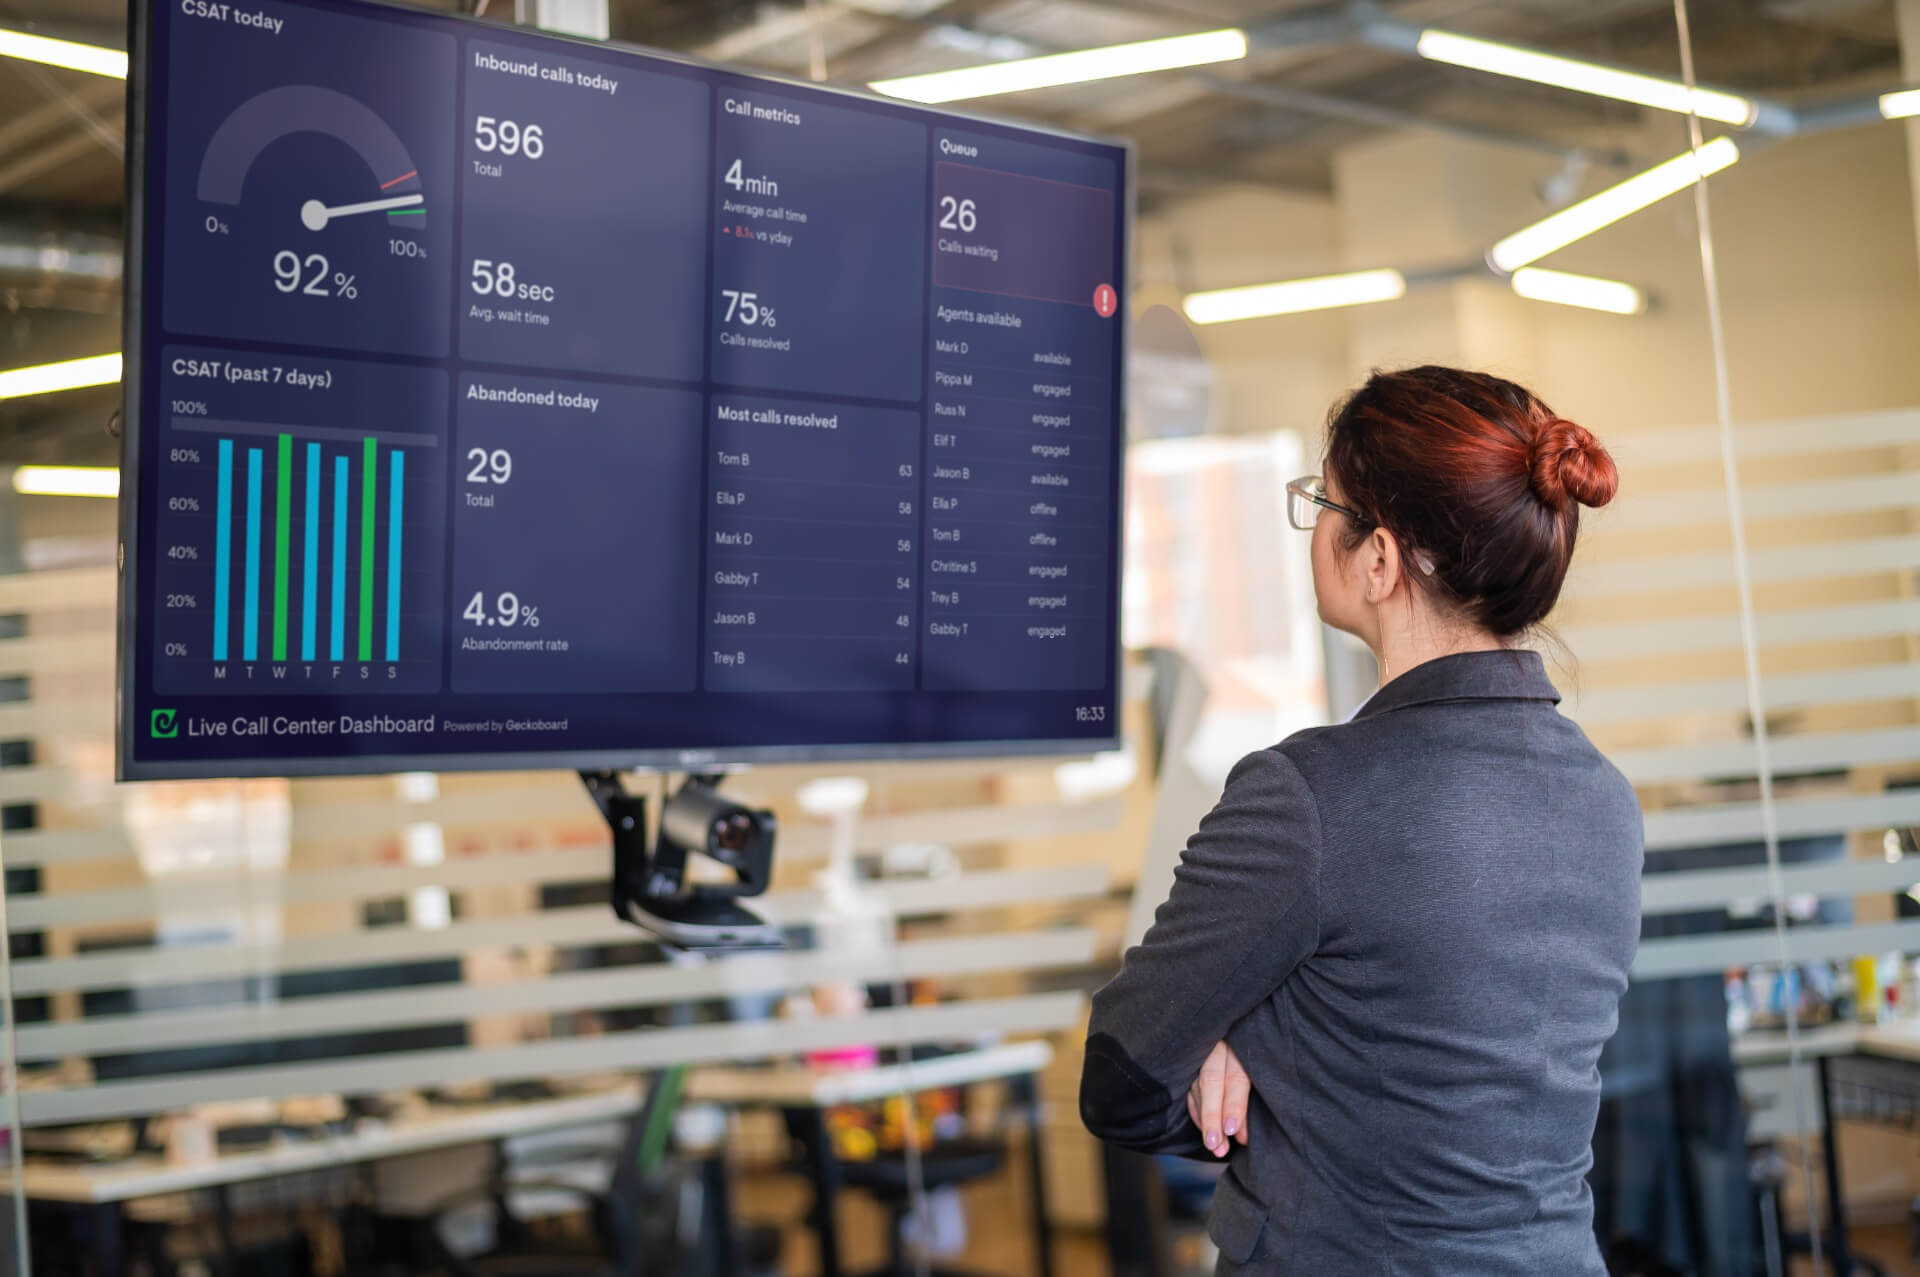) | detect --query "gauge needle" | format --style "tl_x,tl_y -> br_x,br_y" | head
300,194 -> 423,231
